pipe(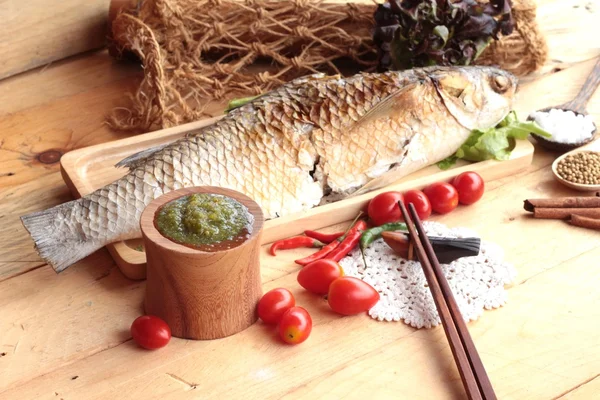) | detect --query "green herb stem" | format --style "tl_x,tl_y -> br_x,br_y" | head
225,95 -> 261,113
